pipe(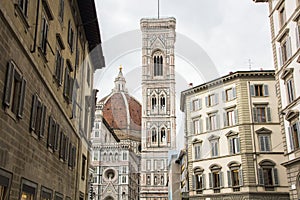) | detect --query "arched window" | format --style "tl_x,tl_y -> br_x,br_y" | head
151,95 -> 157,110
193,167 -> 205,193
161,175 -> 164,185
153,54 -> 163,76
160,95 -> 166,108
115,152 -> 118,161
227,162 -> 242,189
258,160 -> 279,187
103,152 -> 107,161
152,128 -> 157,143
161,128 -> 166,143
154,176 -> 157,185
